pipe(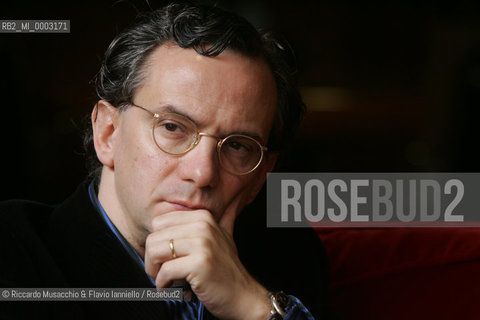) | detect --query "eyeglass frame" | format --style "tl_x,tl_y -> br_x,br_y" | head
125,102 -> 269,176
